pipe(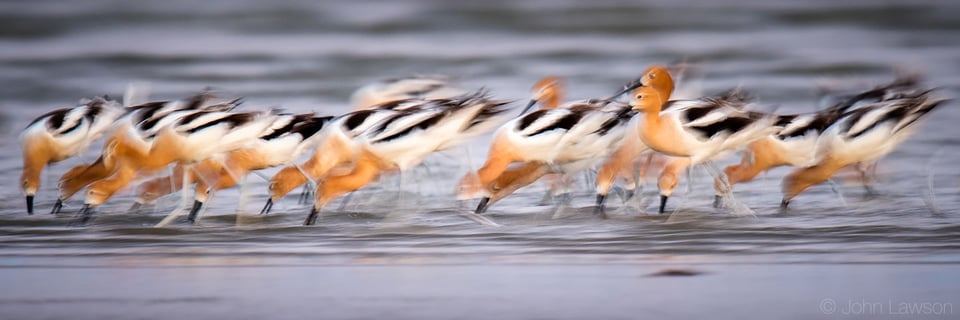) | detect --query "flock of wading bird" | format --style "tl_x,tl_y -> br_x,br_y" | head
18,64 -> 947,226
